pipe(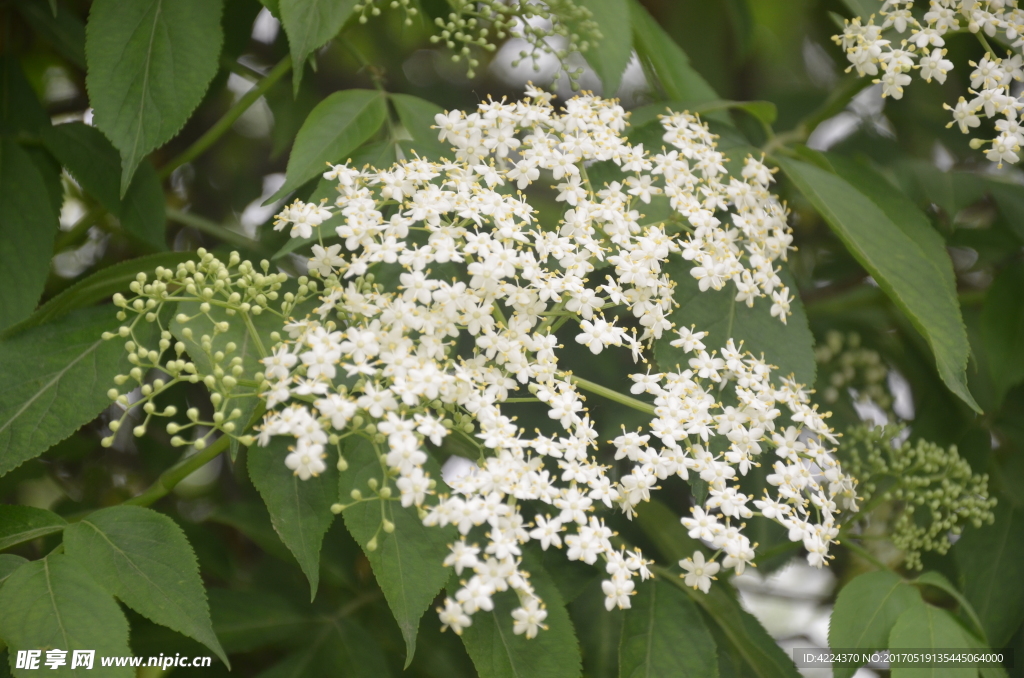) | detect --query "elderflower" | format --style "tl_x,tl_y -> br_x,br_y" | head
834,1 -> 1024,167
256,89 -> 859,637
